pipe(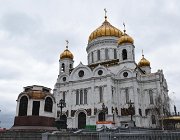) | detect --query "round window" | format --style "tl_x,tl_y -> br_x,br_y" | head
62,77 -> 66,81
98,70 -> 103,75
78,70 -> 84,77
123,72 -> 128,77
